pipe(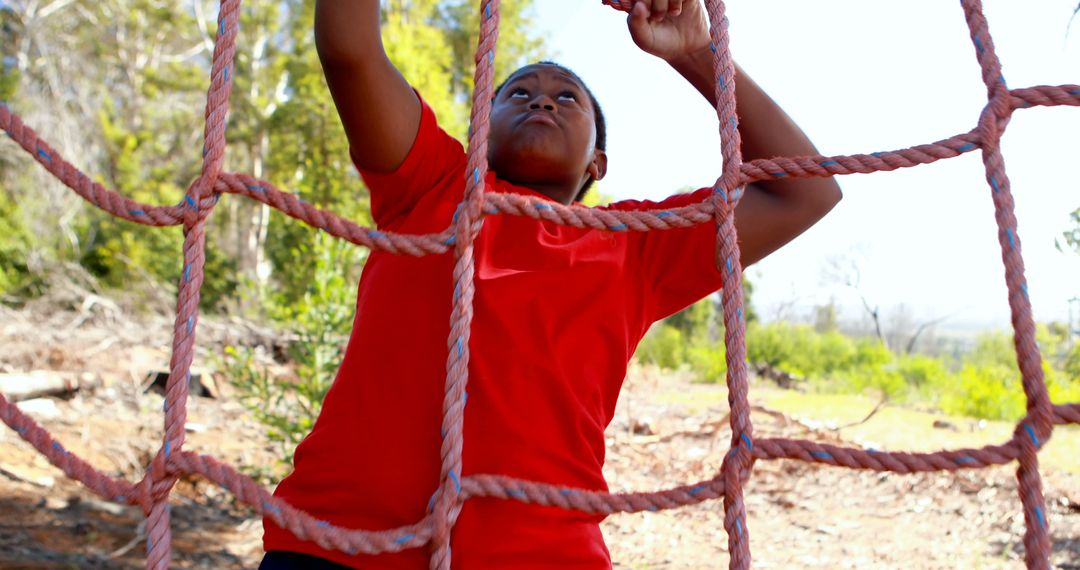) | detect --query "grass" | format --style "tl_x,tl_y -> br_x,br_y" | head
653,382 -> 1080,475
